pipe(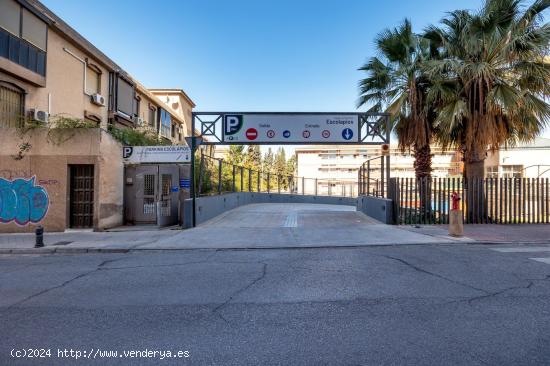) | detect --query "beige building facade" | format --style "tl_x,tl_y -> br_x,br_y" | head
0,0 -> 195,232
